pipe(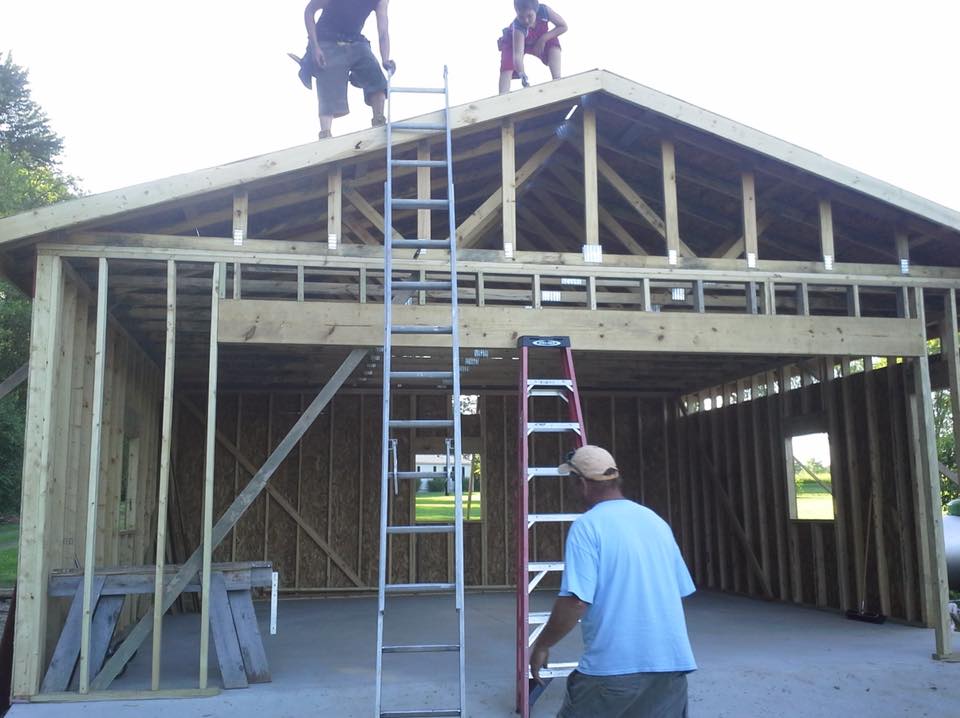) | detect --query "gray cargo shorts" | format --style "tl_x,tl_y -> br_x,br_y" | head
557,669 -> 689,718
313,39 -> 387,118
